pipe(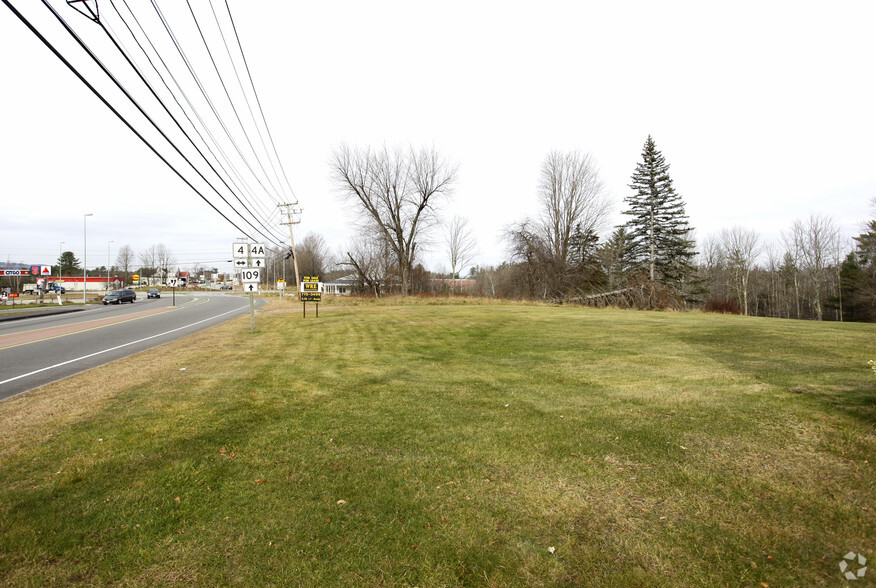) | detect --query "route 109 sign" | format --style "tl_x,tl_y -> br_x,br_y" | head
240,268 -> 261,283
